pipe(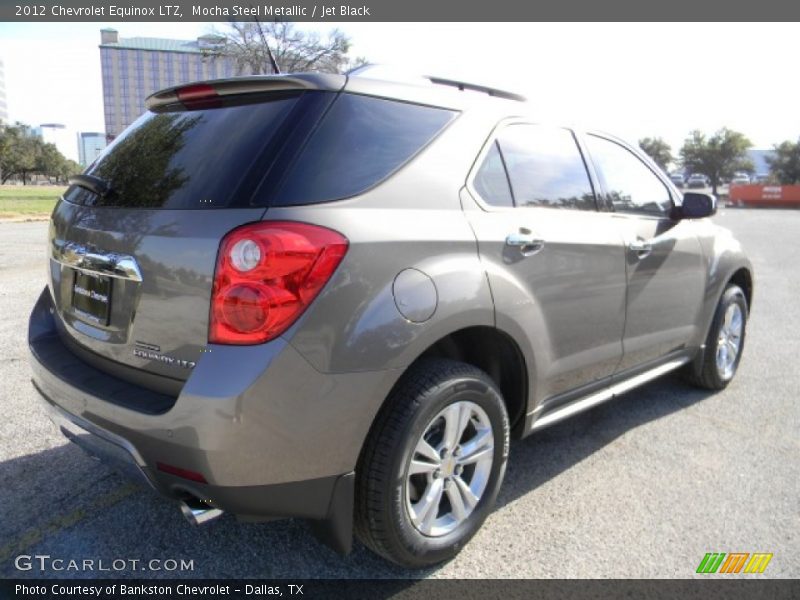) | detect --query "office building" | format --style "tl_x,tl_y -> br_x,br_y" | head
0,57 -> 8,124
100,28 -> 238,138
78,132 -> 107,167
